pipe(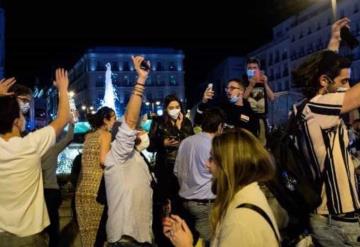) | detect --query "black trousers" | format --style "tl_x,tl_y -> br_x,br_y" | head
44,188 -> 62,247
